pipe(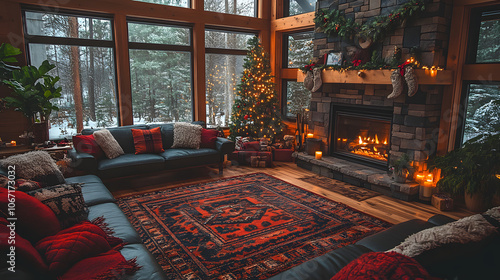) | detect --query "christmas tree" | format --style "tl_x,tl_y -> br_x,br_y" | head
229,37 -> 283,140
